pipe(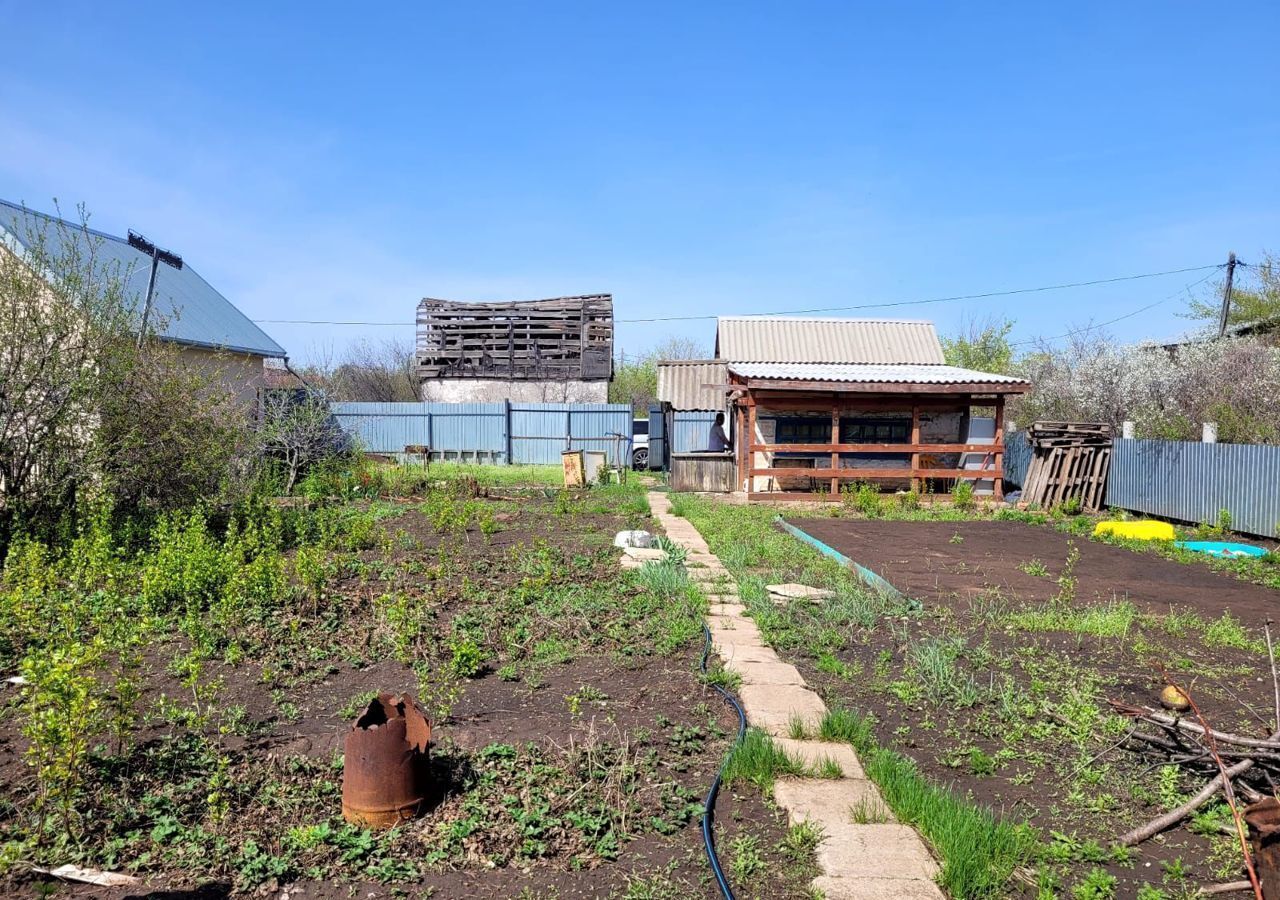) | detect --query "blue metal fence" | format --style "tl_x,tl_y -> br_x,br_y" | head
1107,438 -> 1280,539
671,411 -> 718,453
331,401 -> 634,466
